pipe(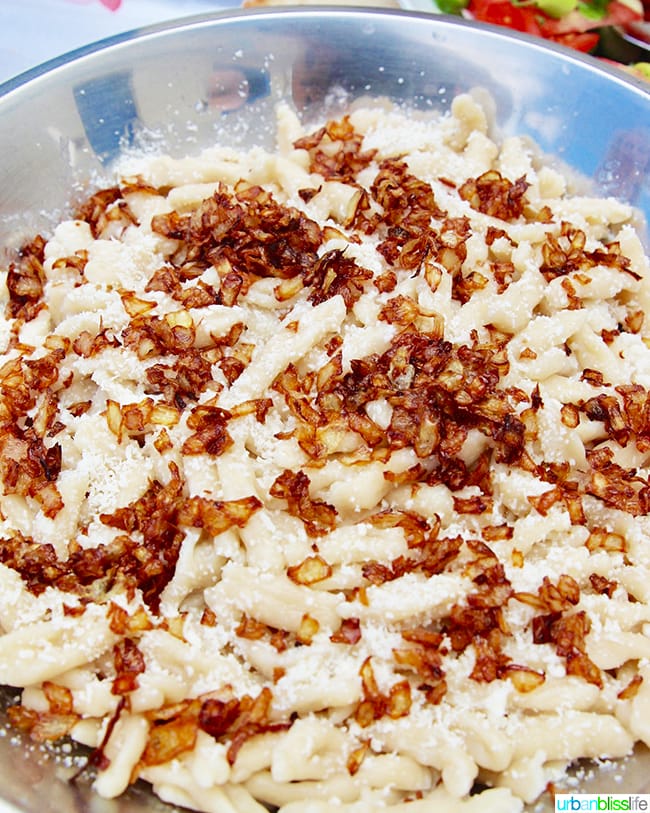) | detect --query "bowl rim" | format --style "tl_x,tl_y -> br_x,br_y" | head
1,4 -> 649,99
